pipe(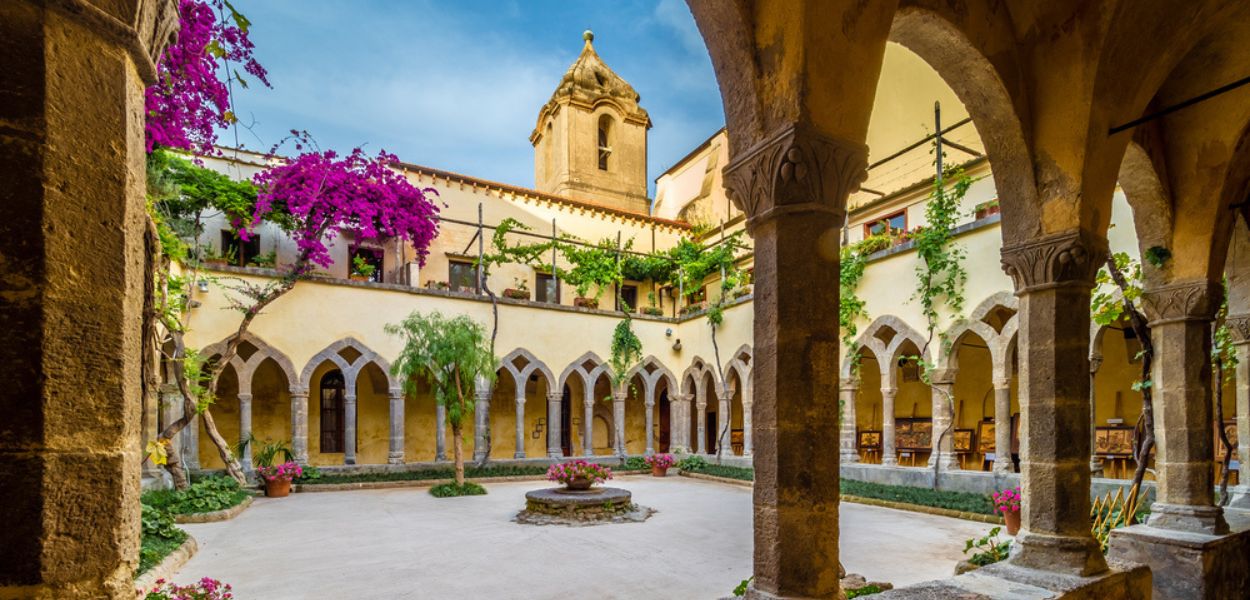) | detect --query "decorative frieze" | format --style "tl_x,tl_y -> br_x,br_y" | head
722,122 -> 867,230
1140,280 -> 1222,325
1000,231 -> 1107,293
